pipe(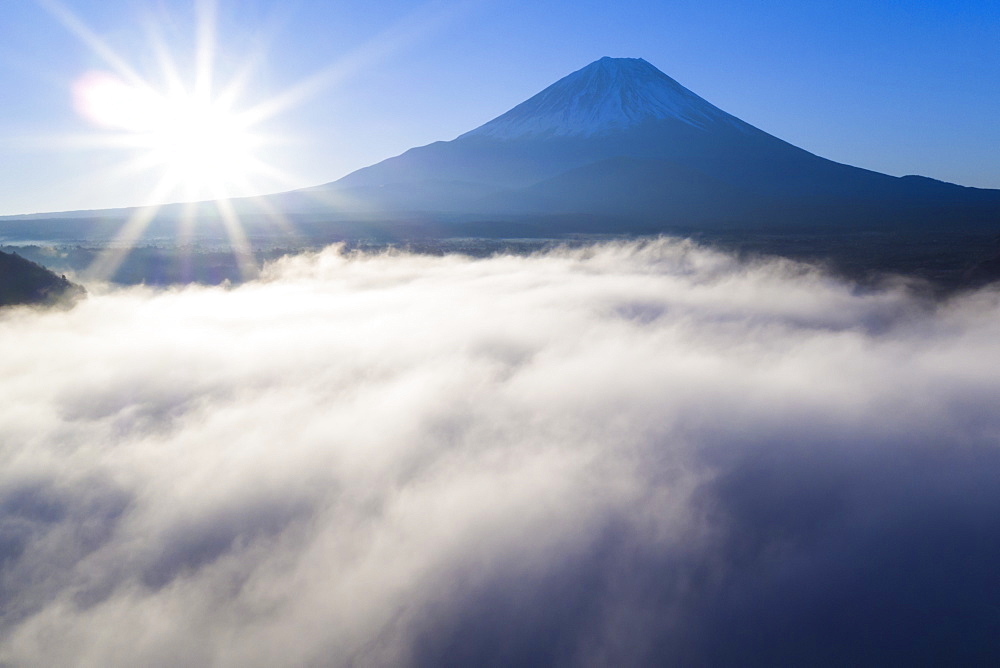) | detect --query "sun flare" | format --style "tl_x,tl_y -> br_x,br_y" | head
38,0 -> 424,282
73,70 -> 261,201
34,0 -> 318,282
